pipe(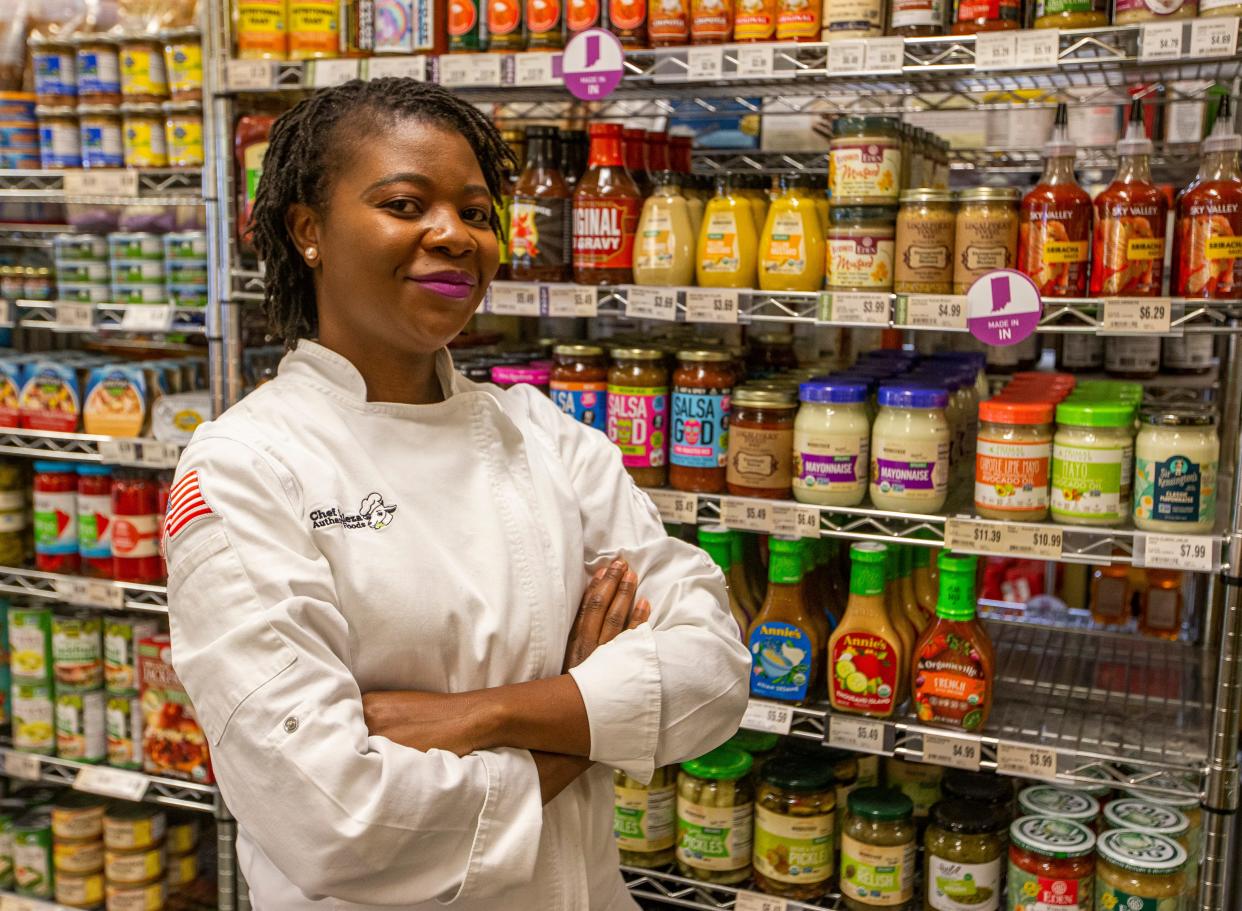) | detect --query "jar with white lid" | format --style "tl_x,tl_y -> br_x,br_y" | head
1051,401 -> 1135,526
793,380 -> 870,507
869,384 -> 951,513
1106,336 -> 1161,379
1133,408 -> 1219,533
